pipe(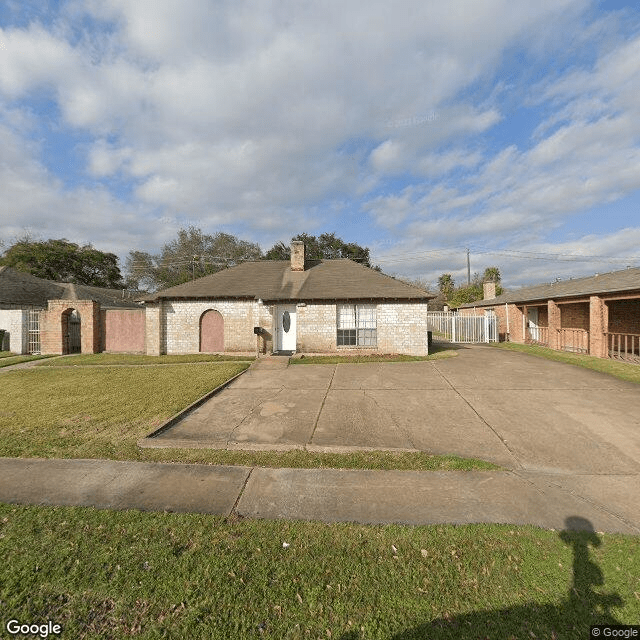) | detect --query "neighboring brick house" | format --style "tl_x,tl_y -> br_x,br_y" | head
456,267 -> 640,362
139,242 -> 435,356
0,266 -> 143,355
